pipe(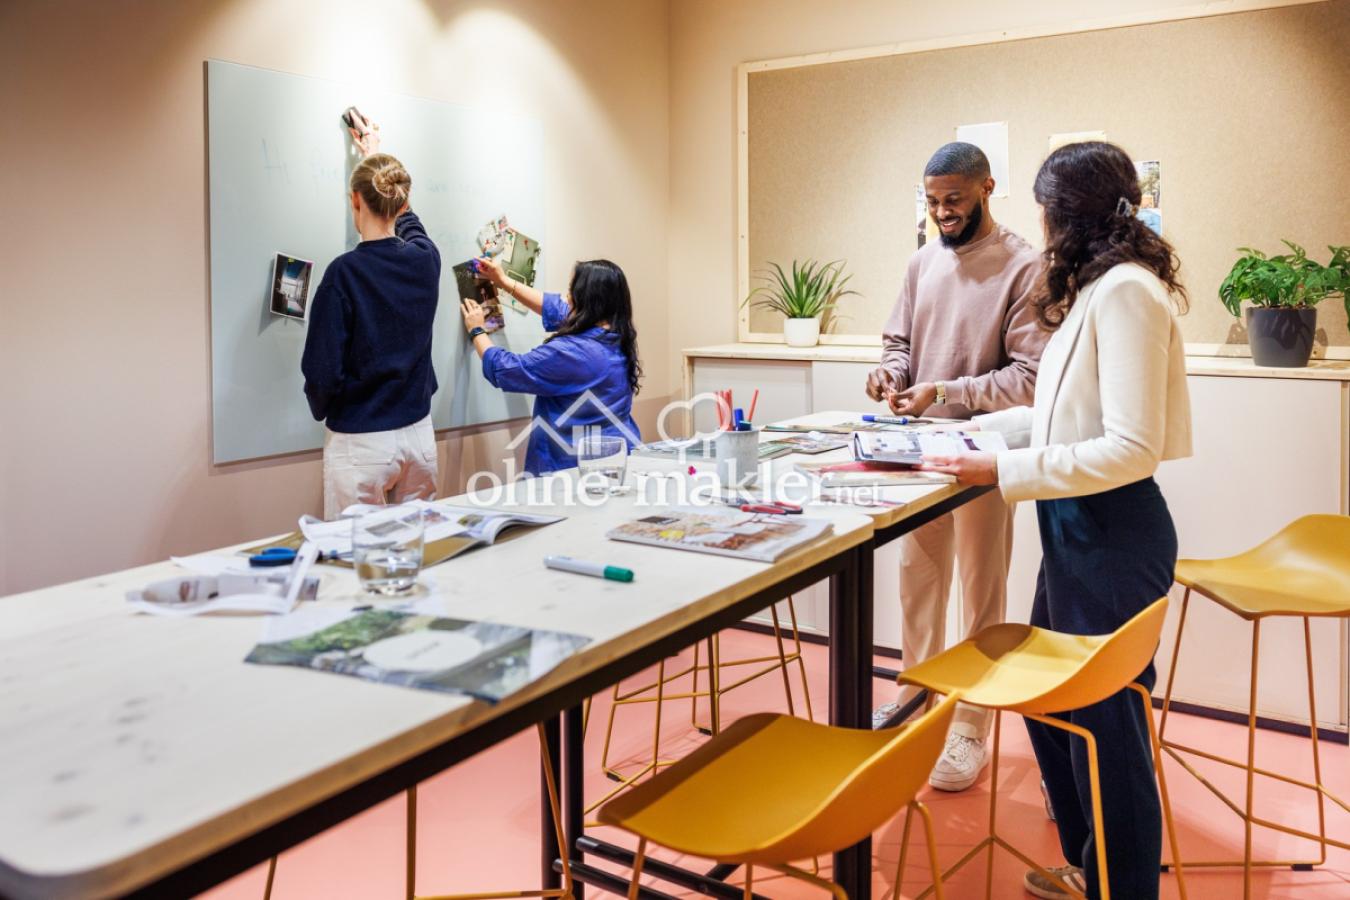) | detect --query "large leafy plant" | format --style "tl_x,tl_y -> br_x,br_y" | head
1219,241 -> 1350,321
743,259 -> 859,321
